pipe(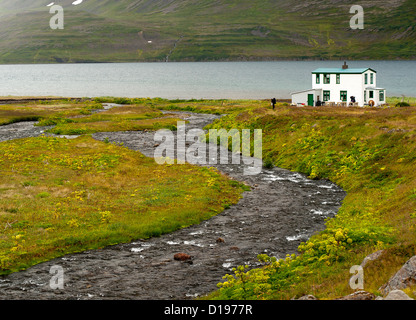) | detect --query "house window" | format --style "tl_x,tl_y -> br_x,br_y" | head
323,90 -> 330,101
336,74 -> 340,84
364,91 -> 367,102
365,74 -> 368,85
370,73 -> 374,84
323,74 -> 330,84
369,91 -> 374,99
316,74 -> 320,84
340,91 -> 347,102
379,90 -> 385,101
